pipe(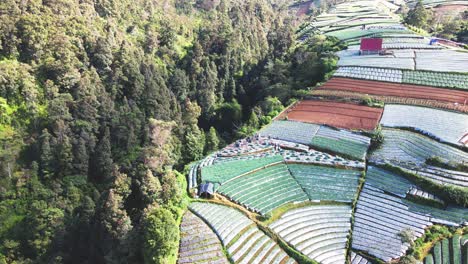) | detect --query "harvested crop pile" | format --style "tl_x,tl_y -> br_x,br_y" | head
319,77 -> 468,104
285,100 -> 383,130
